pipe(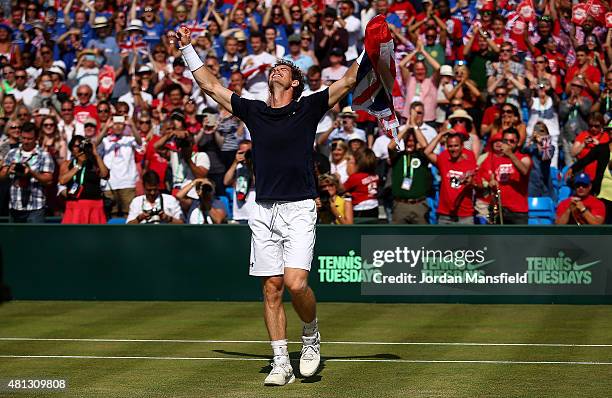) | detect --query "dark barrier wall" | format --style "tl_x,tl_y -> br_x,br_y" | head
1,225 -> 611,303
